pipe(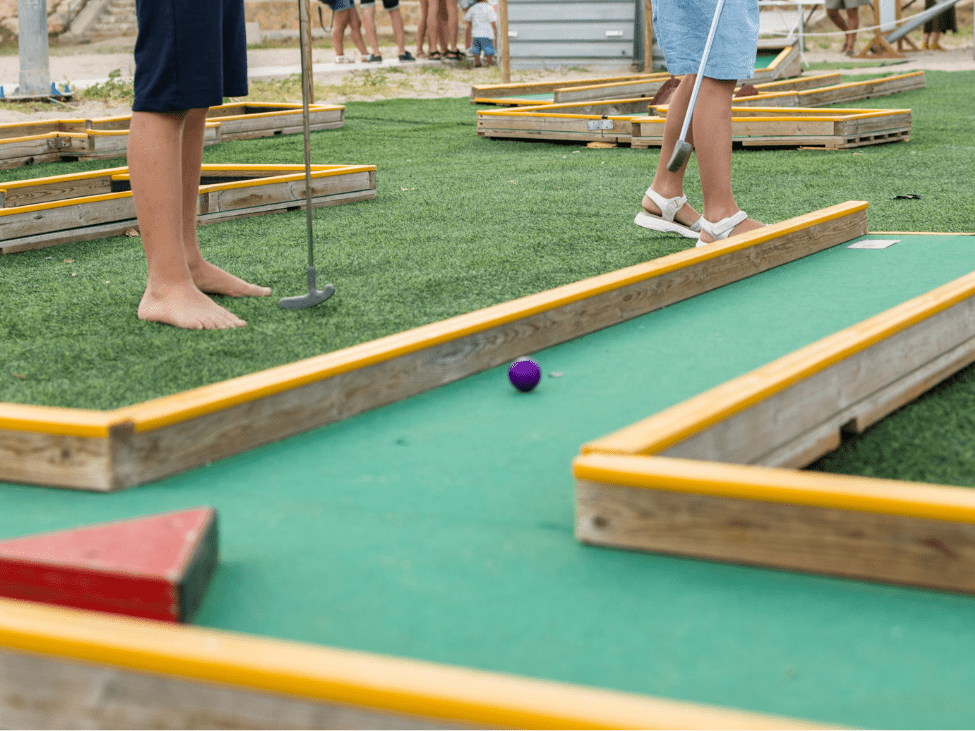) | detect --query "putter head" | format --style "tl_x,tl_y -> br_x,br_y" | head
667,140 -> 693,173
278,266 -> 335,310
